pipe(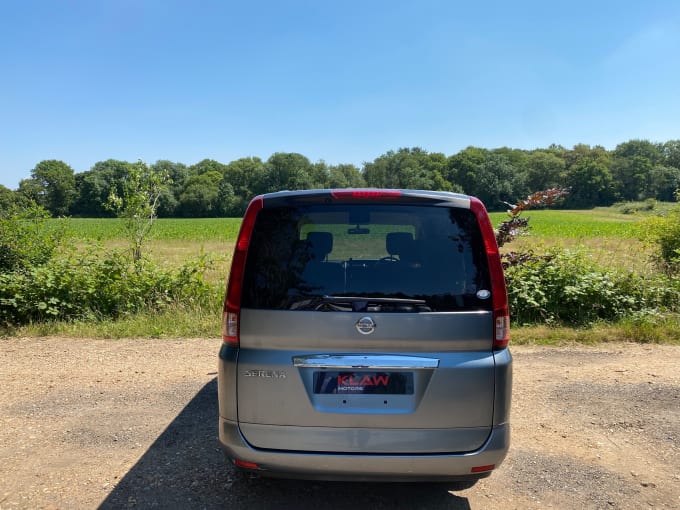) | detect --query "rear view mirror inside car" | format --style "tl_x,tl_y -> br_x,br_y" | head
347,225 -> 370,234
